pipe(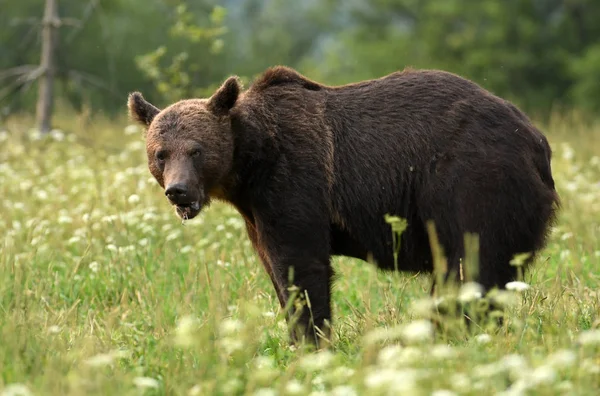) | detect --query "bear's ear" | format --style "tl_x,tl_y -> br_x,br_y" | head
207,76 -> 241,116
127,92 -> 160,127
